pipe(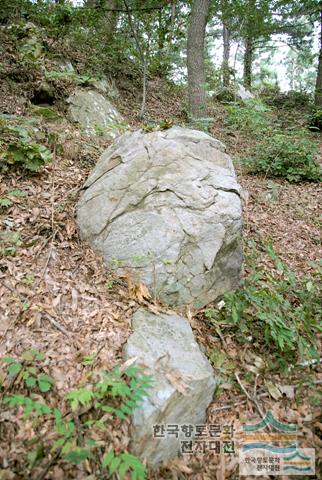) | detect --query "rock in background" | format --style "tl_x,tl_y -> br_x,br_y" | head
77,126 -> 243,308
67,89 -> 126,139
236,84 -> 255,100
123,308 -> 216,466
